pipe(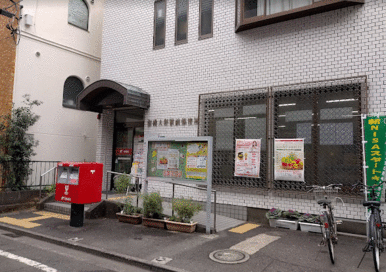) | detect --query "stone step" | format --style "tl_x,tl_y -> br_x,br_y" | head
44,202 -> 91,215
